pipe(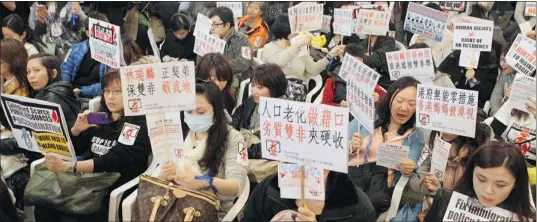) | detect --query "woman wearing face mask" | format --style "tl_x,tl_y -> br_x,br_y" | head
424,141 -> 536,222
490,43 -> 517,116
196,53 -> 235,116
160,12 -> 196,63
35,70 -> 151,221
158,81 -> 247,221
2,13 -> 45,56
232,63 -> 287,159
347,76 -> 425,218
206,6 -> 253,95
238,2 -> 269,51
